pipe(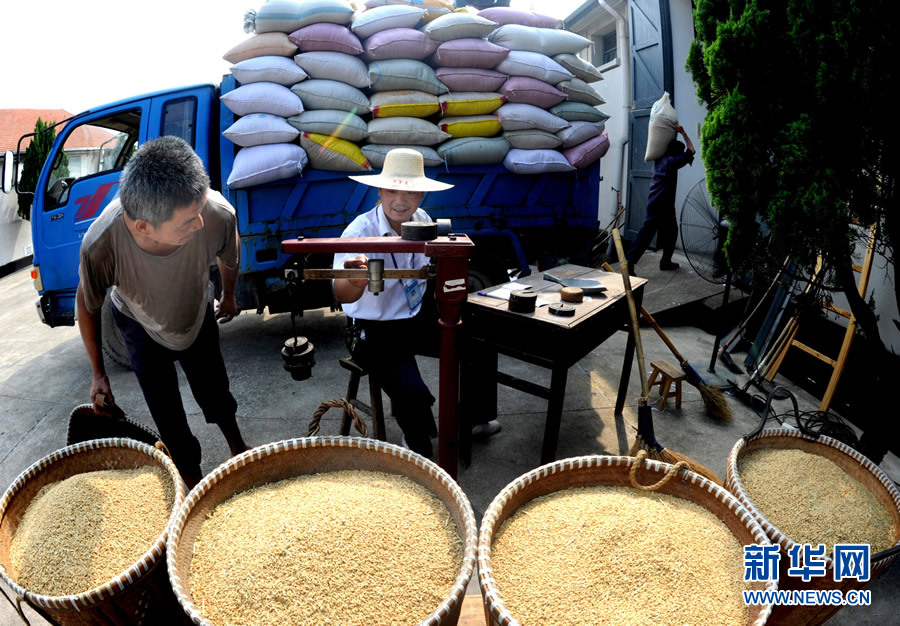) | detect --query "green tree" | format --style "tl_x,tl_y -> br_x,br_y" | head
17,118 -> 67,220
687,0 -> 897,459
